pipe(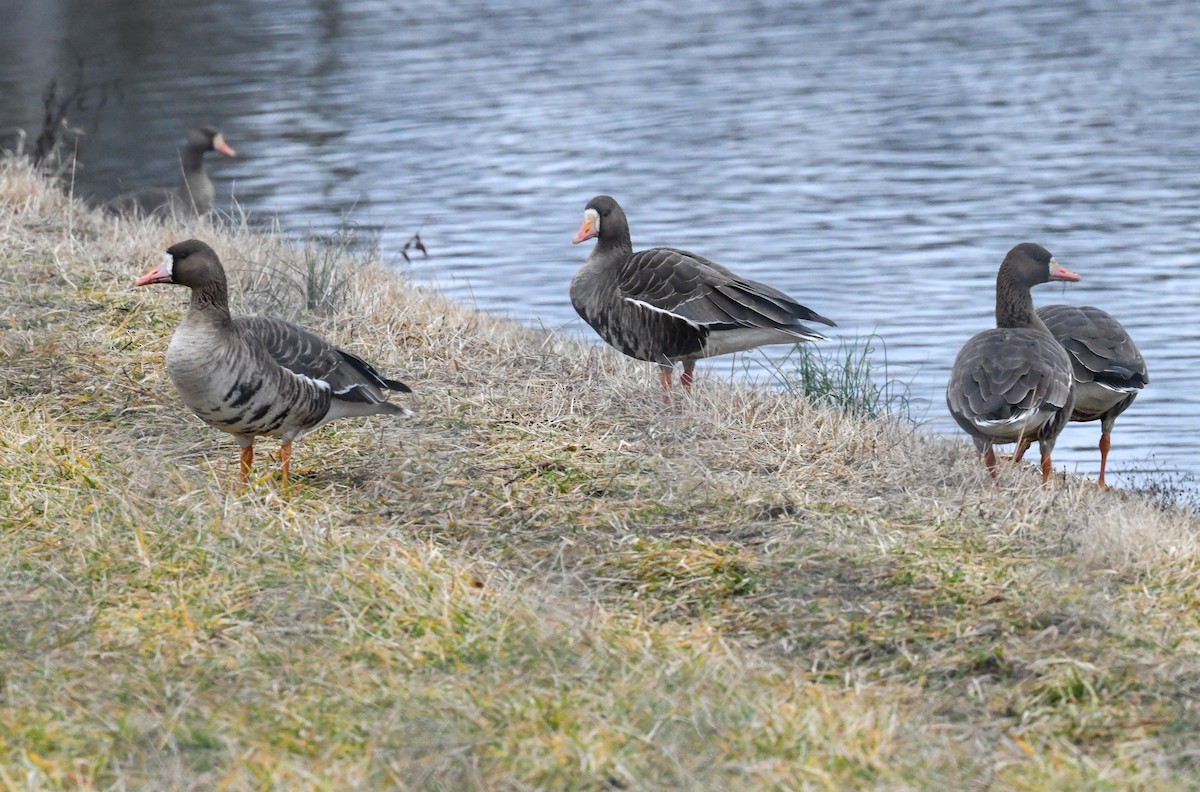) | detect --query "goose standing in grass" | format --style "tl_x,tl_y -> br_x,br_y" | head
1036,304 -> 1148,489
570,195 -> 836,403
946,243 -> 1080,486
135,239 -> 412,488
106,125 -> 236,218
